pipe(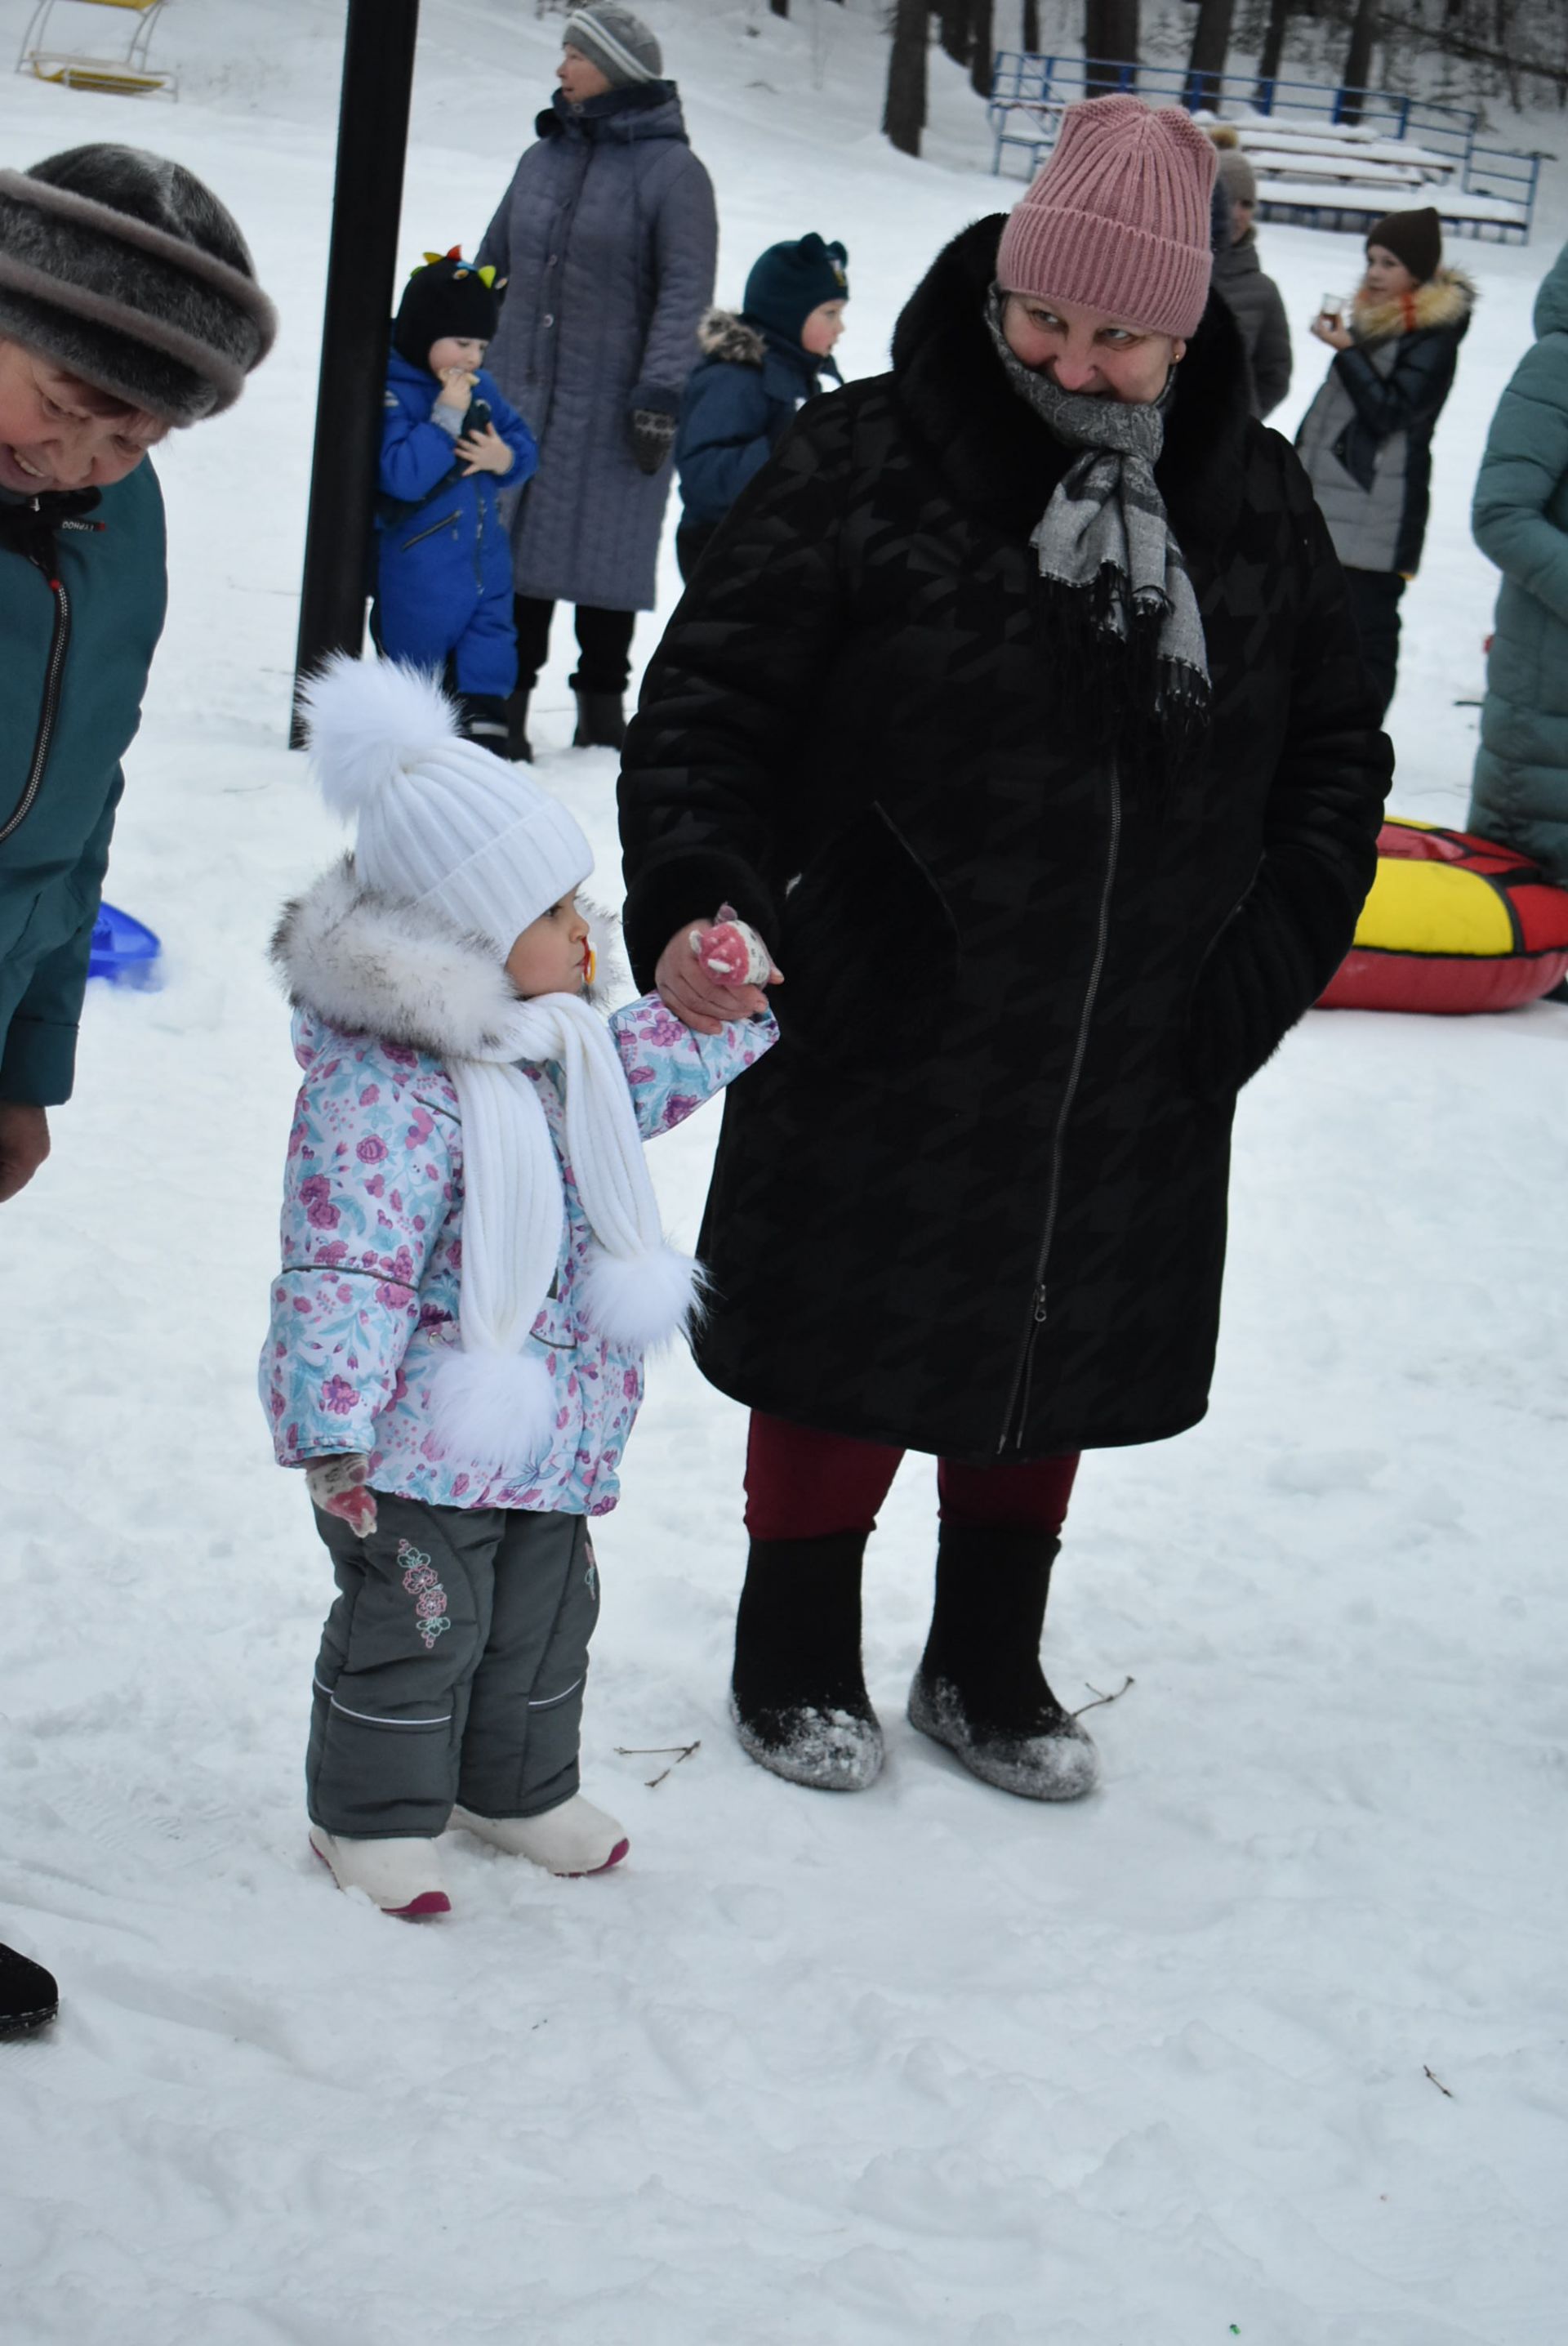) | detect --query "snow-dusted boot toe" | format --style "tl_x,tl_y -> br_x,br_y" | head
907,1668 -> 1098,1801
730,1529 -> 883,1791
730,1692 -> 884,1792
0,1941 -> 58,2037
451,1797 -> 629,1876
308,1825 -> 451,1916
910,1523 -> 1100,1802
